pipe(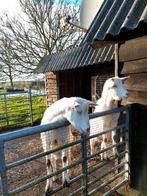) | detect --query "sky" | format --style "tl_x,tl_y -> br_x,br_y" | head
0,0 -> 81,15
0,0 -> 81,81
0,0 -> 21,16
